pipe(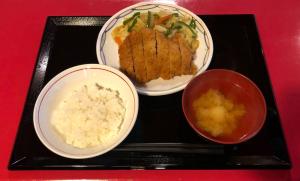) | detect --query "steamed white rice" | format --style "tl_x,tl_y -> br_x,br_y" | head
51,82 -> 126,148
